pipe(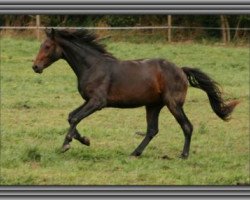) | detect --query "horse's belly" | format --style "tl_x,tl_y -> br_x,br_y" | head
106,85 -> 161,108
